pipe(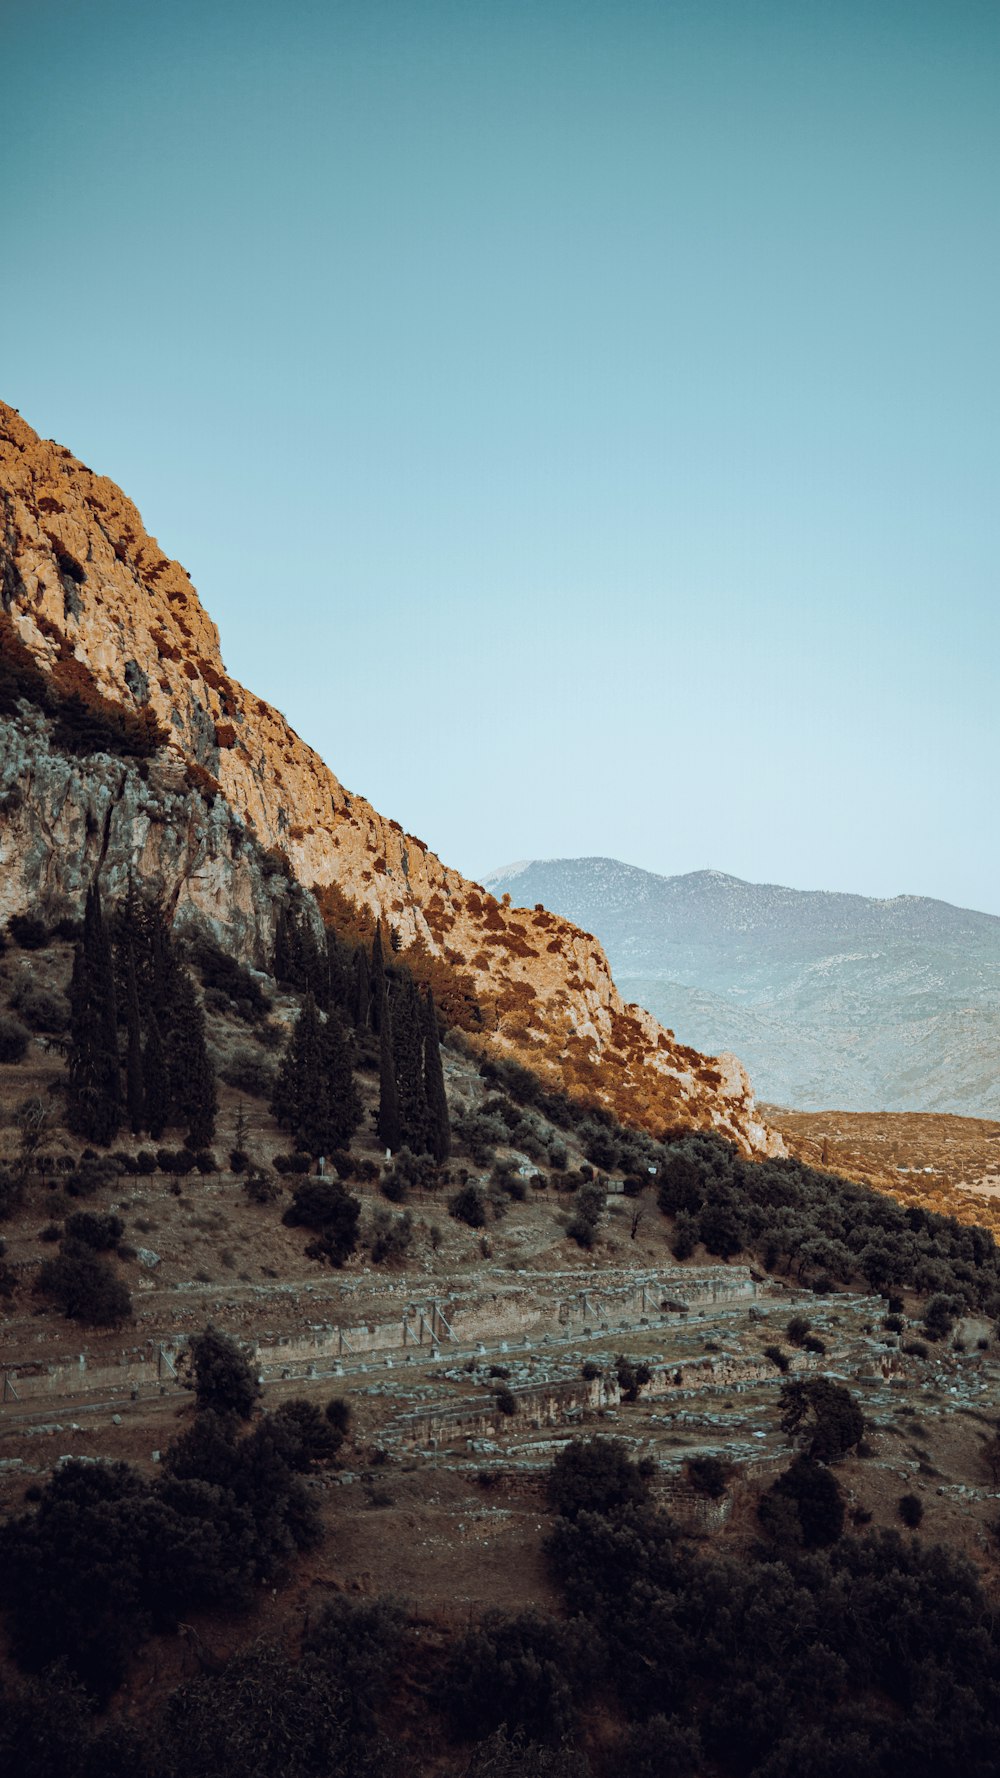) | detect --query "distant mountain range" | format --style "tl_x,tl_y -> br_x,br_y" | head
483,859 -> 1000,1116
